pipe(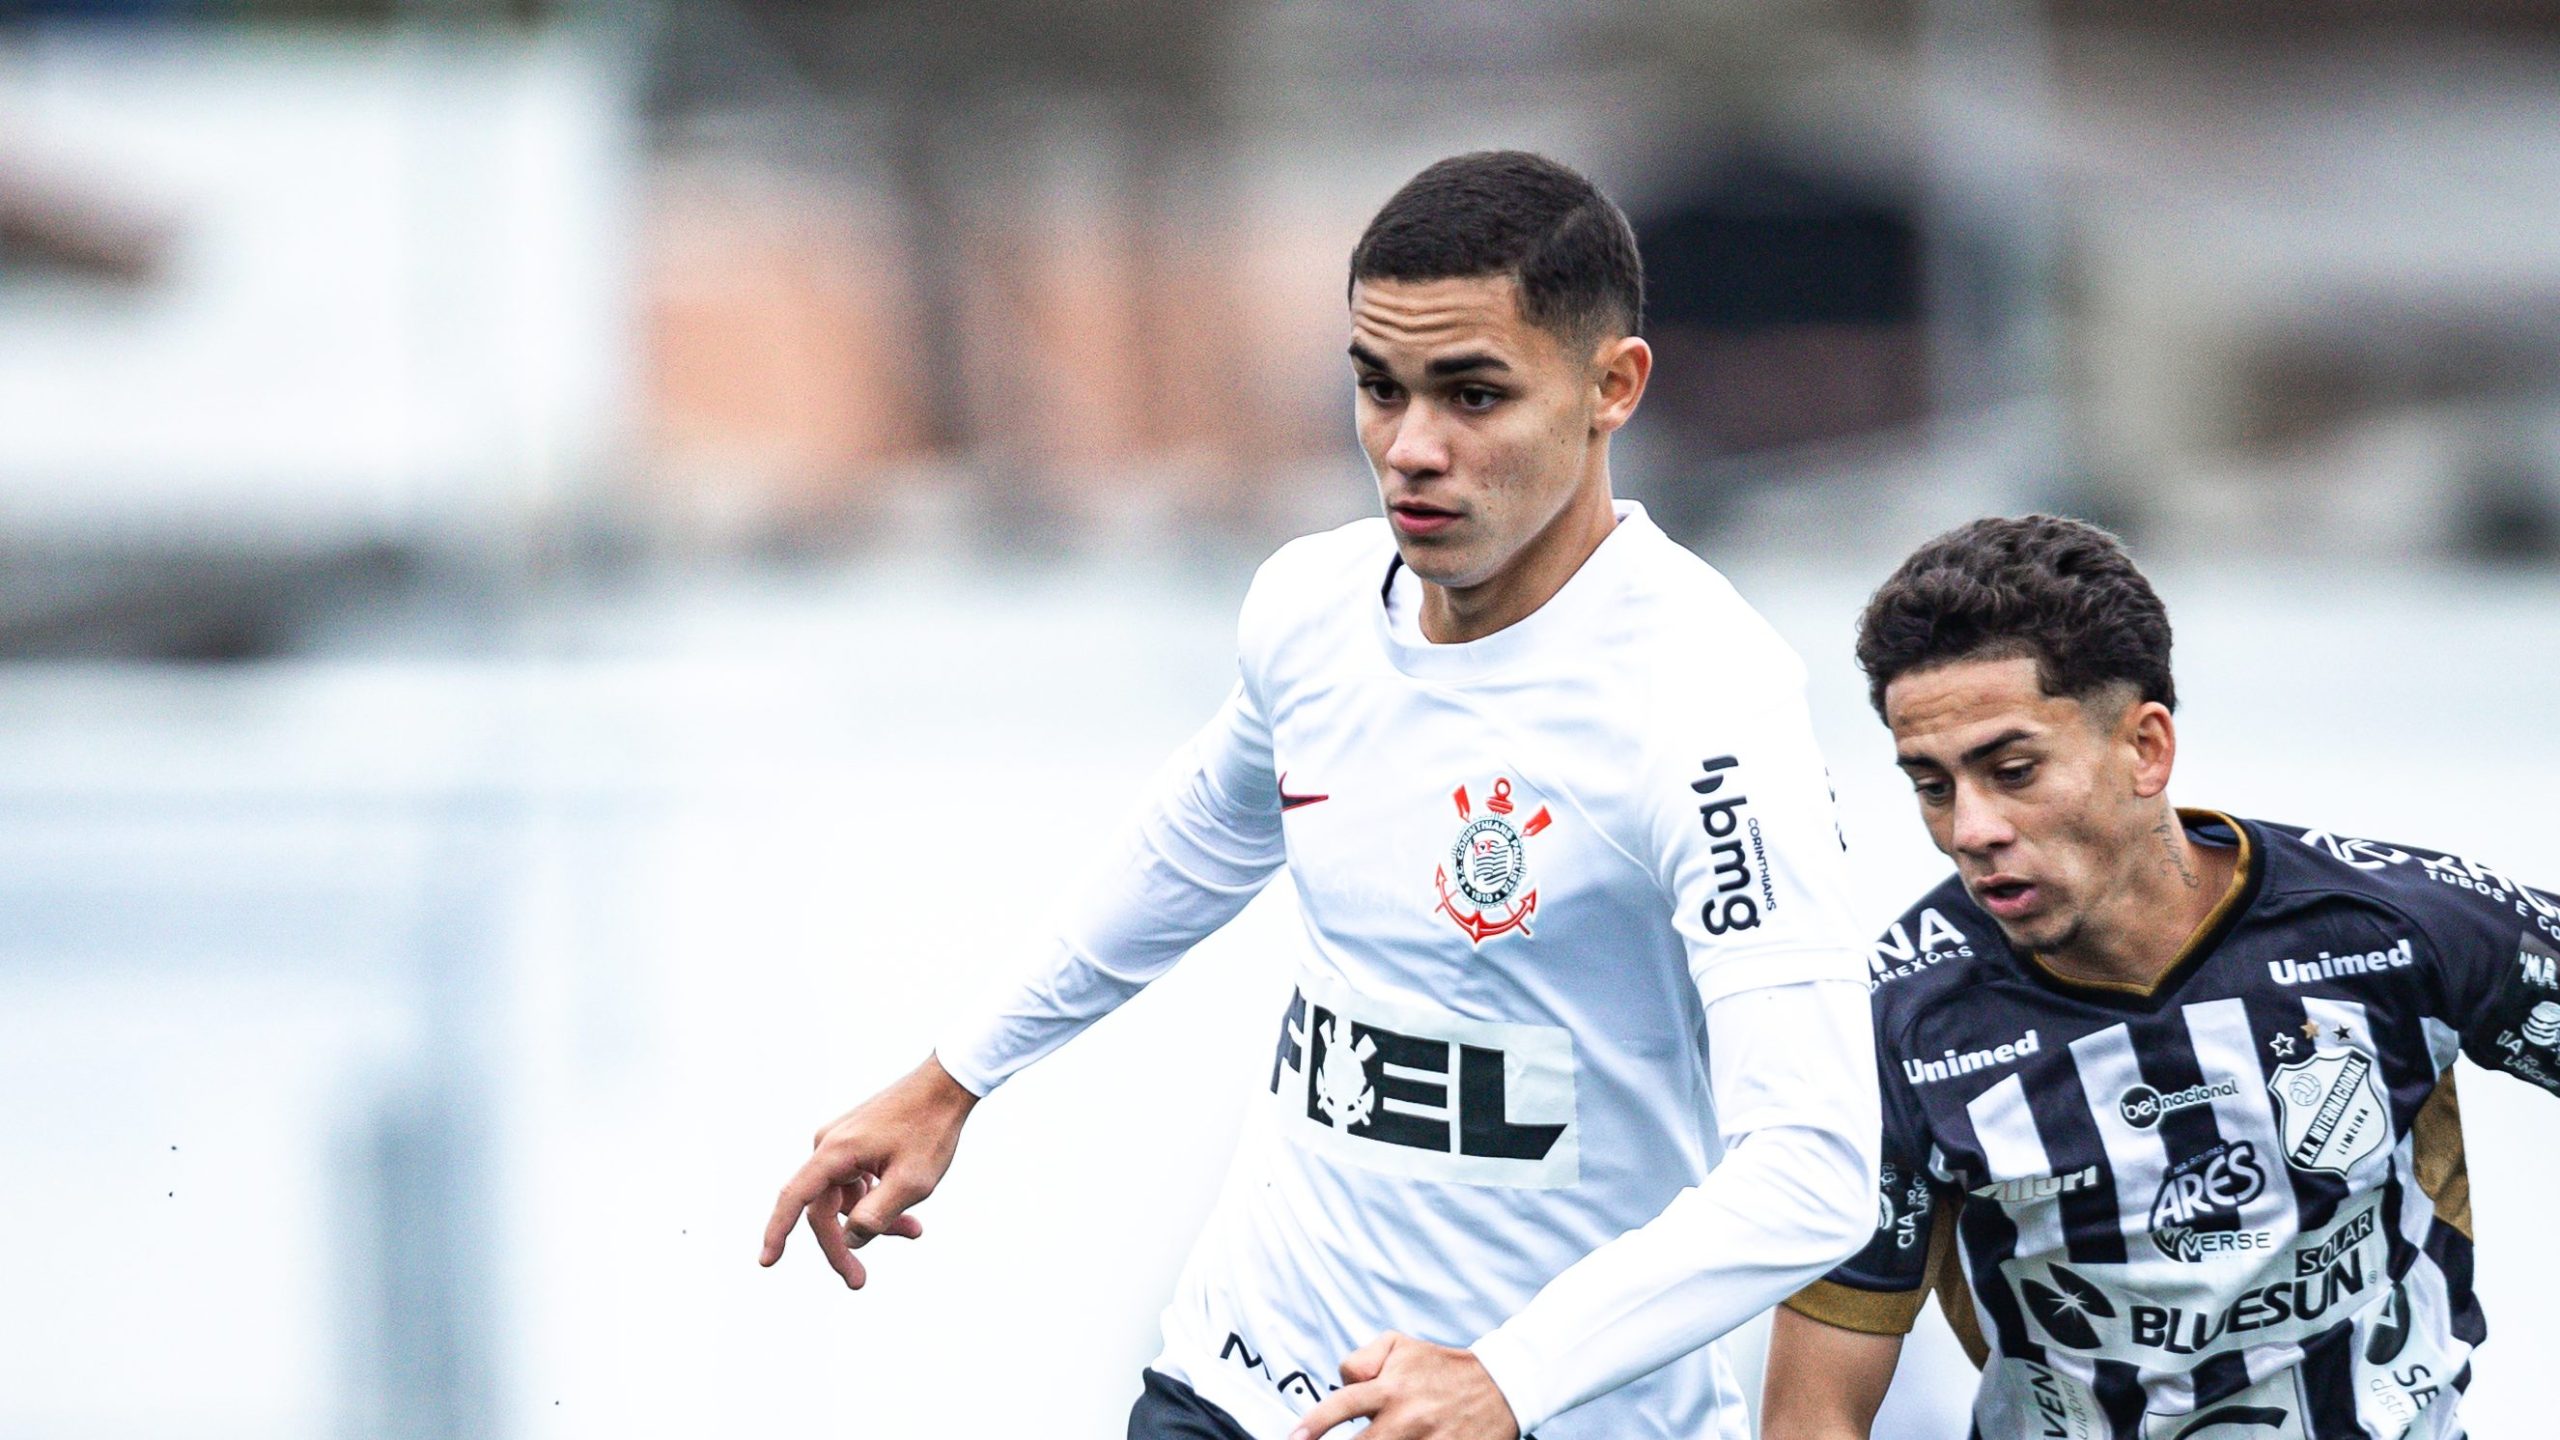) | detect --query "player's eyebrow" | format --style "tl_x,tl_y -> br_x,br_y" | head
1346,343 -> 1513,380
1424,352 -> 1510,378
1895,727 -> 2037,771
